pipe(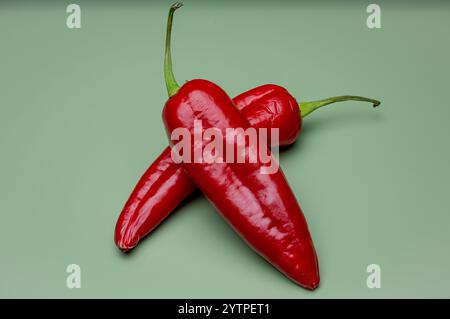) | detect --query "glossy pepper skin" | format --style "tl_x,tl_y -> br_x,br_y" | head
163,79 -> 320,289
234,84 -> 301,147
115,84 -> 301,251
